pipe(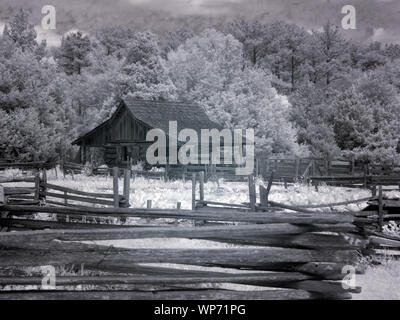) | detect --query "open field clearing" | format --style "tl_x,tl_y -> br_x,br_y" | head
30,169 -> 381,211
